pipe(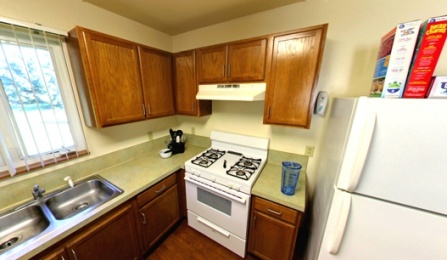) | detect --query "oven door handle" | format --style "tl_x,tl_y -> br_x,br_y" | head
185,175 -> 248,204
